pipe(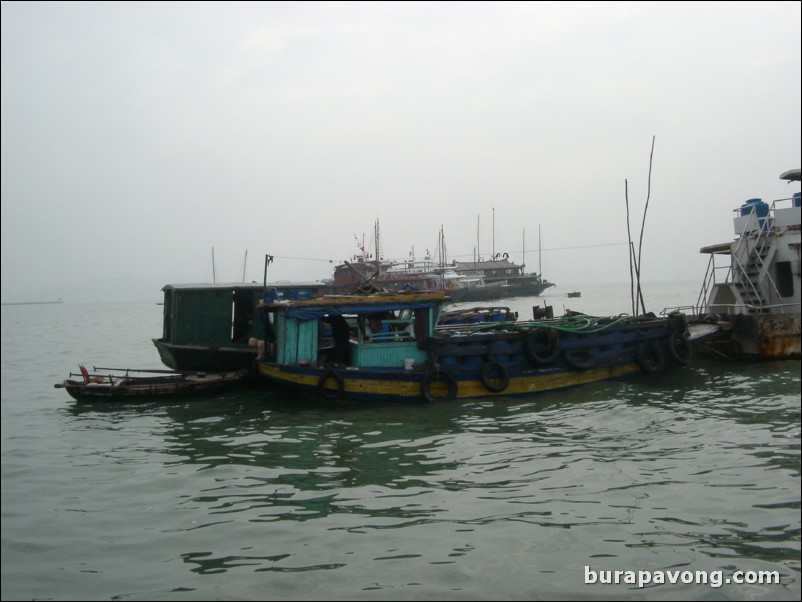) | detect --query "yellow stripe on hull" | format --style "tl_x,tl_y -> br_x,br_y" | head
259,362 -> 643,401
452,363 -> 640,398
